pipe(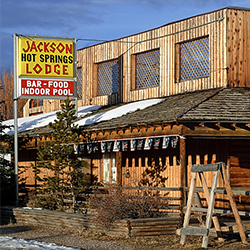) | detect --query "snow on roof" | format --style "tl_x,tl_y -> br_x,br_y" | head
3,105 -> 101,135
75,99 -> 164,127
3,98 -> 164,135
